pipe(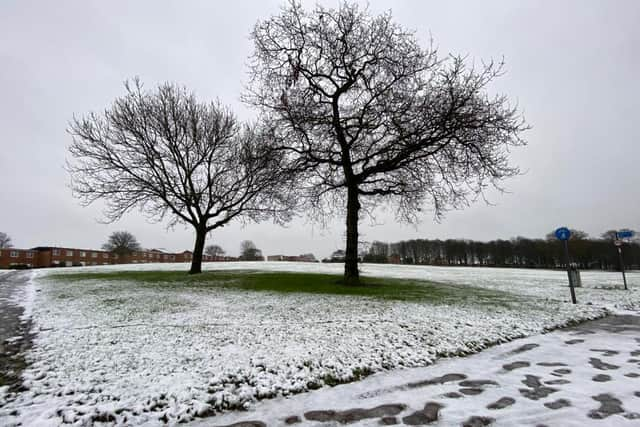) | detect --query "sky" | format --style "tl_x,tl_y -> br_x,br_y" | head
1,0 -> 639,258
